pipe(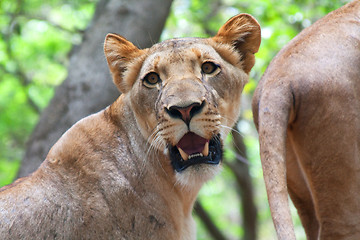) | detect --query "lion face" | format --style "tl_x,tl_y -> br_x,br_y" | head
104,14 -> 261,186
135,40 -> 243,184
